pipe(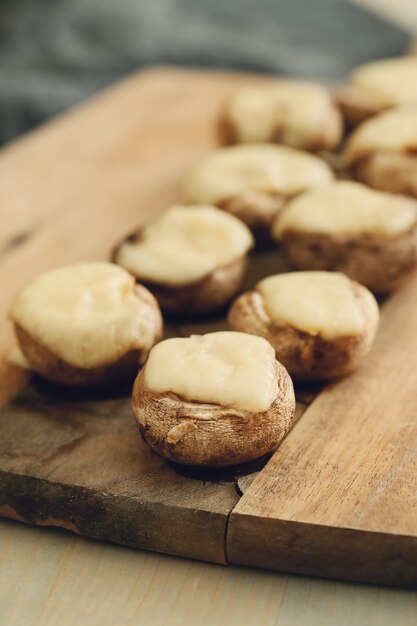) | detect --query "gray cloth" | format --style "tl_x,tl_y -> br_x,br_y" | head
0,0 -> 411,143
